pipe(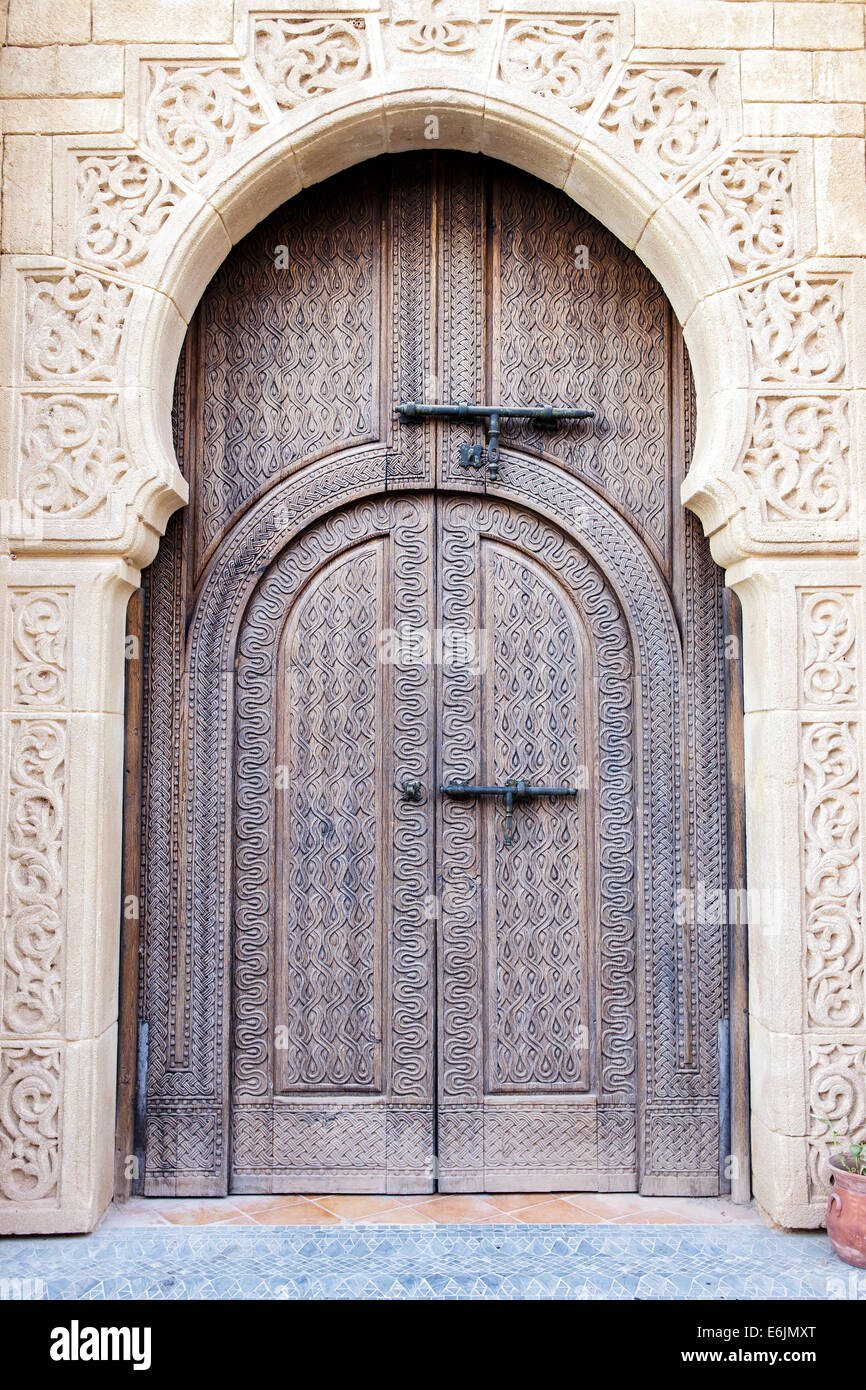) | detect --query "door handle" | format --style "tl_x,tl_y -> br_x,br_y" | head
397,402 -> 593,480
398,777 -> 424,803
440,778 -> 578,846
